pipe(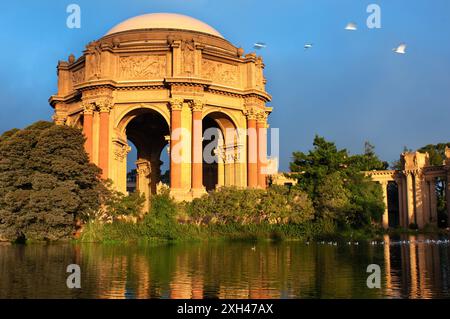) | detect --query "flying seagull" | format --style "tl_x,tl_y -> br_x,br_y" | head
304,43 -> 313,50
393,43 -> 407,54
345,22 -> 357,31
253,42 -> 267,49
